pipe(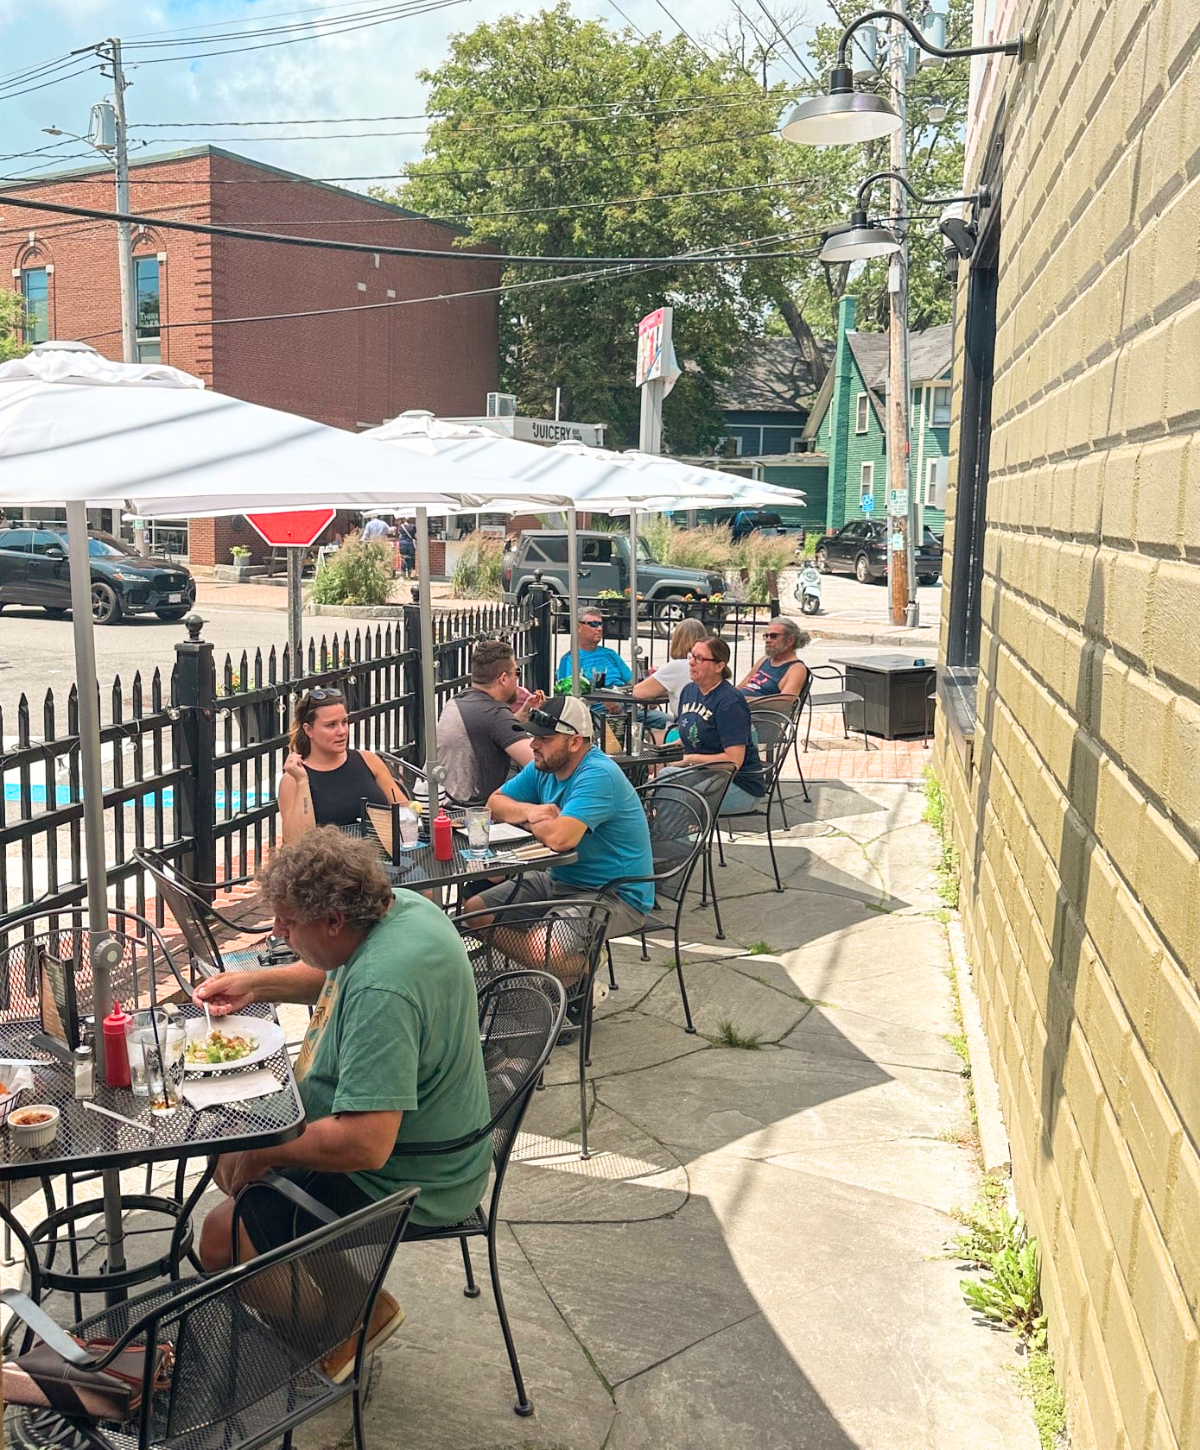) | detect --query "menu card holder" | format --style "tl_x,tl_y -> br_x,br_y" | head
35,948 -> 80,1062
364,800 -> 400,859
